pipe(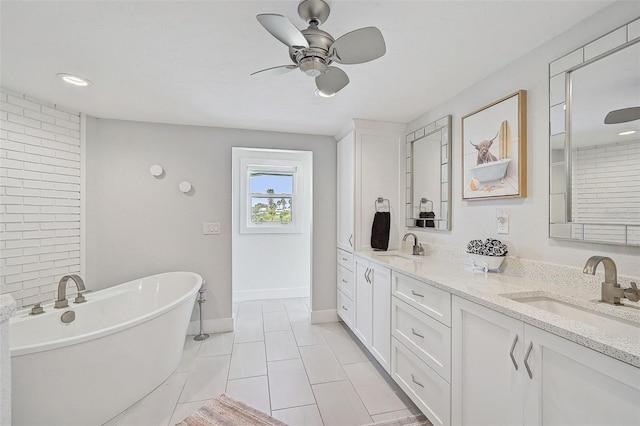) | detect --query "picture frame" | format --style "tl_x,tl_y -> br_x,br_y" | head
461,90 -> 527,200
